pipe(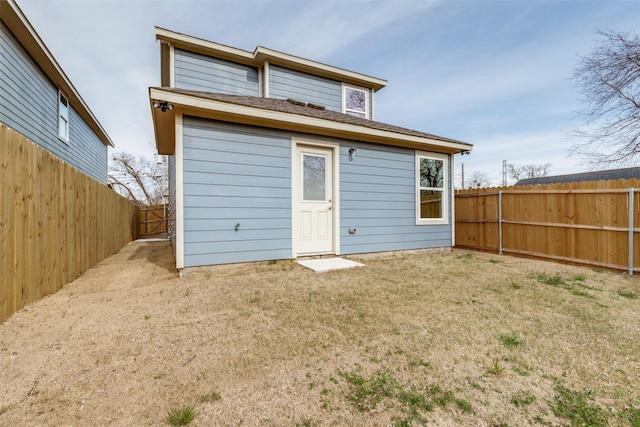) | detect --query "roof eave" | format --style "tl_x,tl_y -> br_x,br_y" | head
154,27 -> 387,92
149,97 -> 176,155
149,88 -> 472,155
1,0 -> 113,147
253,47 -> 387,92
